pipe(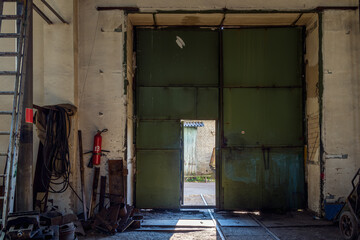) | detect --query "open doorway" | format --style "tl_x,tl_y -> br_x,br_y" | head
181,120 -> 216,207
